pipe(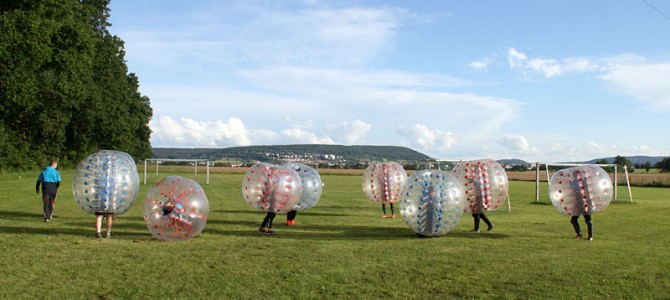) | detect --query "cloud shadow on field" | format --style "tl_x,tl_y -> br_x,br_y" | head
0,210 -> 45,221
